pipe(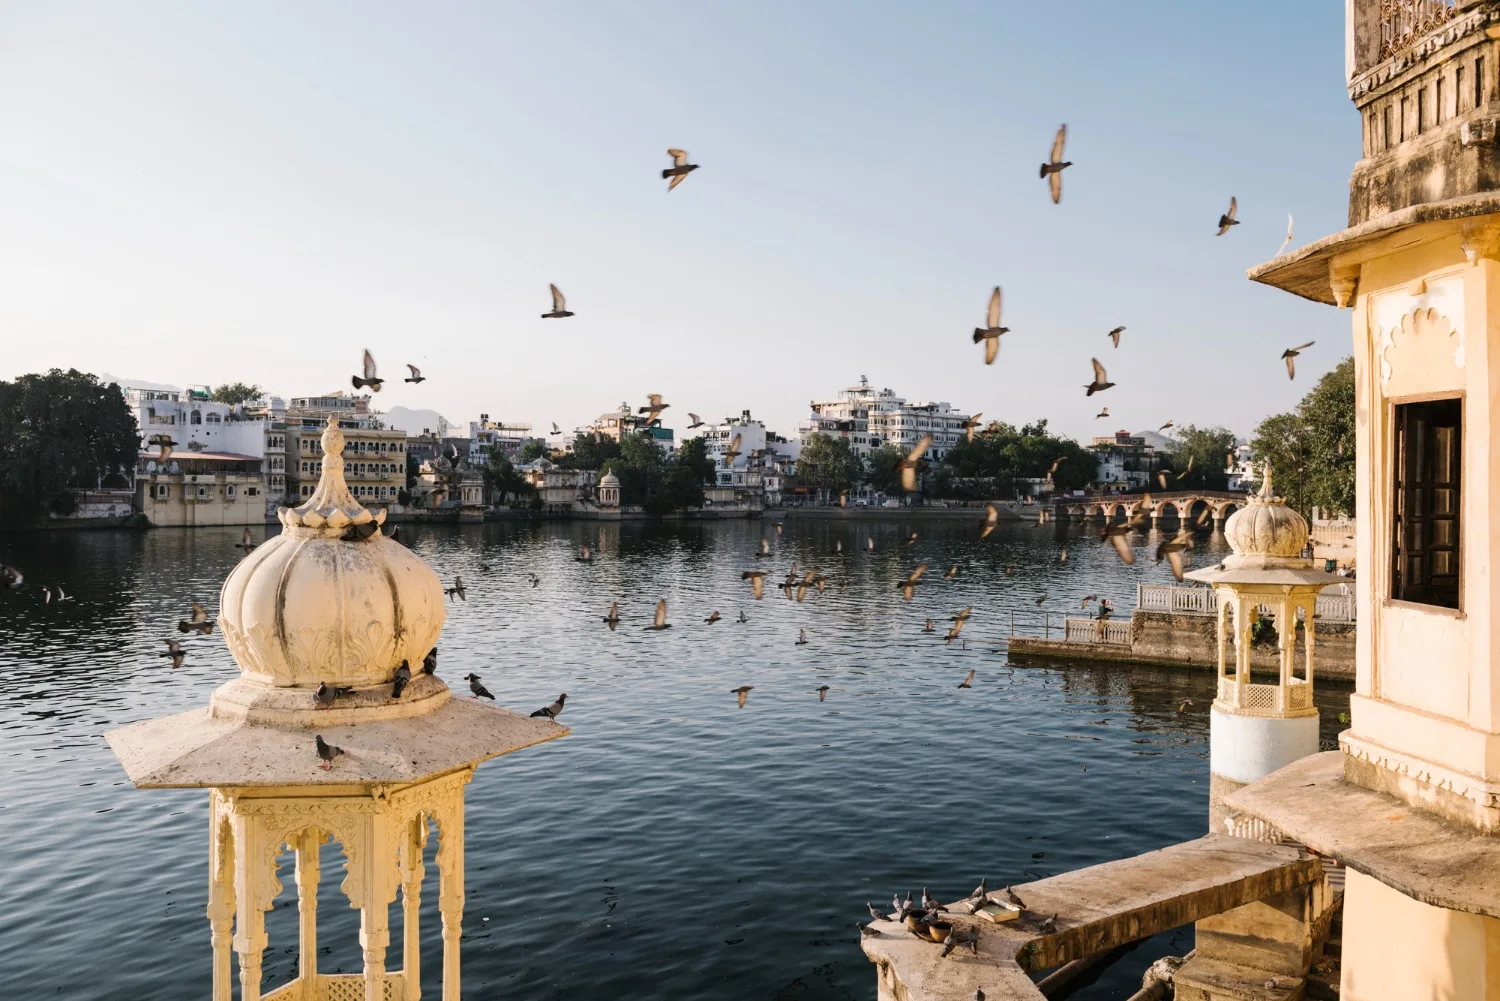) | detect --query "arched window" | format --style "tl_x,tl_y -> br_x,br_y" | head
190,411 -> 202,425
